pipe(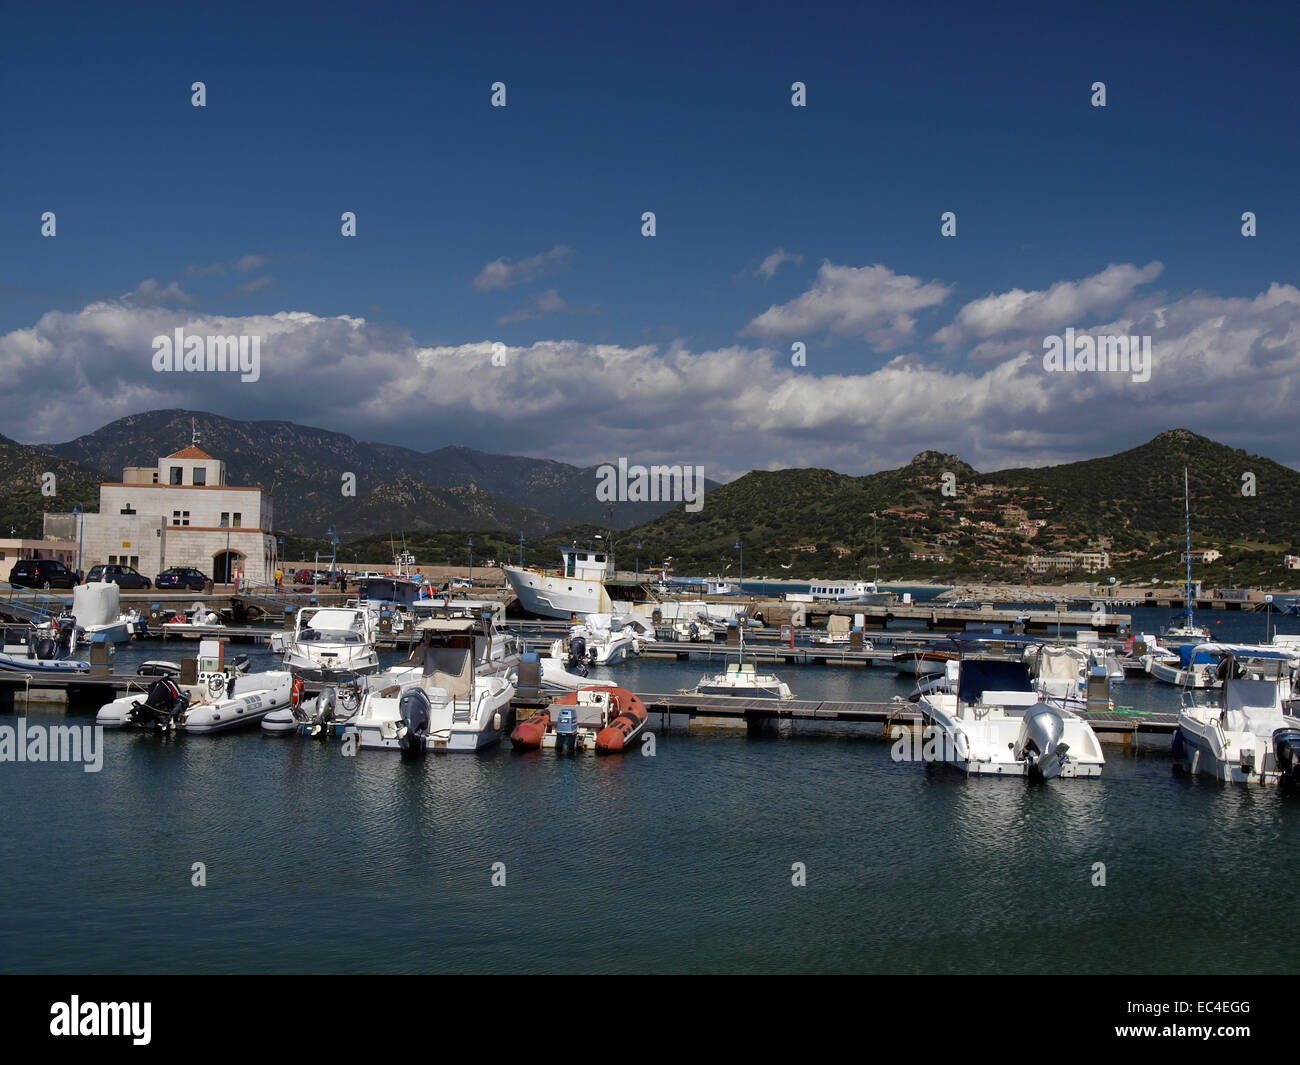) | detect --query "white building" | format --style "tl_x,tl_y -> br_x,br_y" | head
1028,551 -> 1111,575
46,444 -> 277,586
